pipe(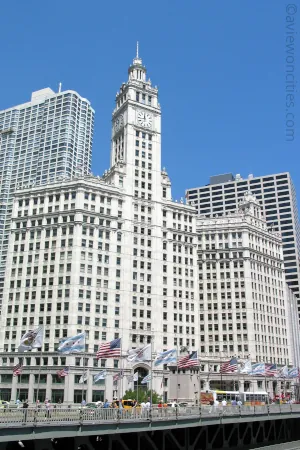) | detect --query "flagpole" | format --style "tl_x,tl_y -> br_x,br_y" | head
150,335 -> 153,406
220,352 -> 223,390
252,376 -> 255,408
136,373 -> 138,405
67,362 -> 70,405
207,364 -> 211,391
176,341 -> 179,403
18,376 -> 21,401
199,352 -> 201,414
36,348 -> 43,405
82,335 -> 86,403
237,358 -> 240,399
121,341 -> 124,401
18,358 -> 22,401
